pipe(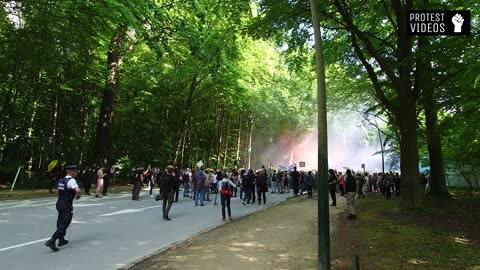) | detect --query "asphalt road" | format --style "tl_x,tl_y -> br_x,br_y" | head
0,189 -> 291,270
